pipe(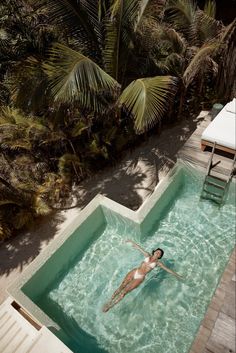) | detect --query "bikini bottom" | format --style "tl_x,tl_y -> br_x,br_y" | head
133,270 -> 145,280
